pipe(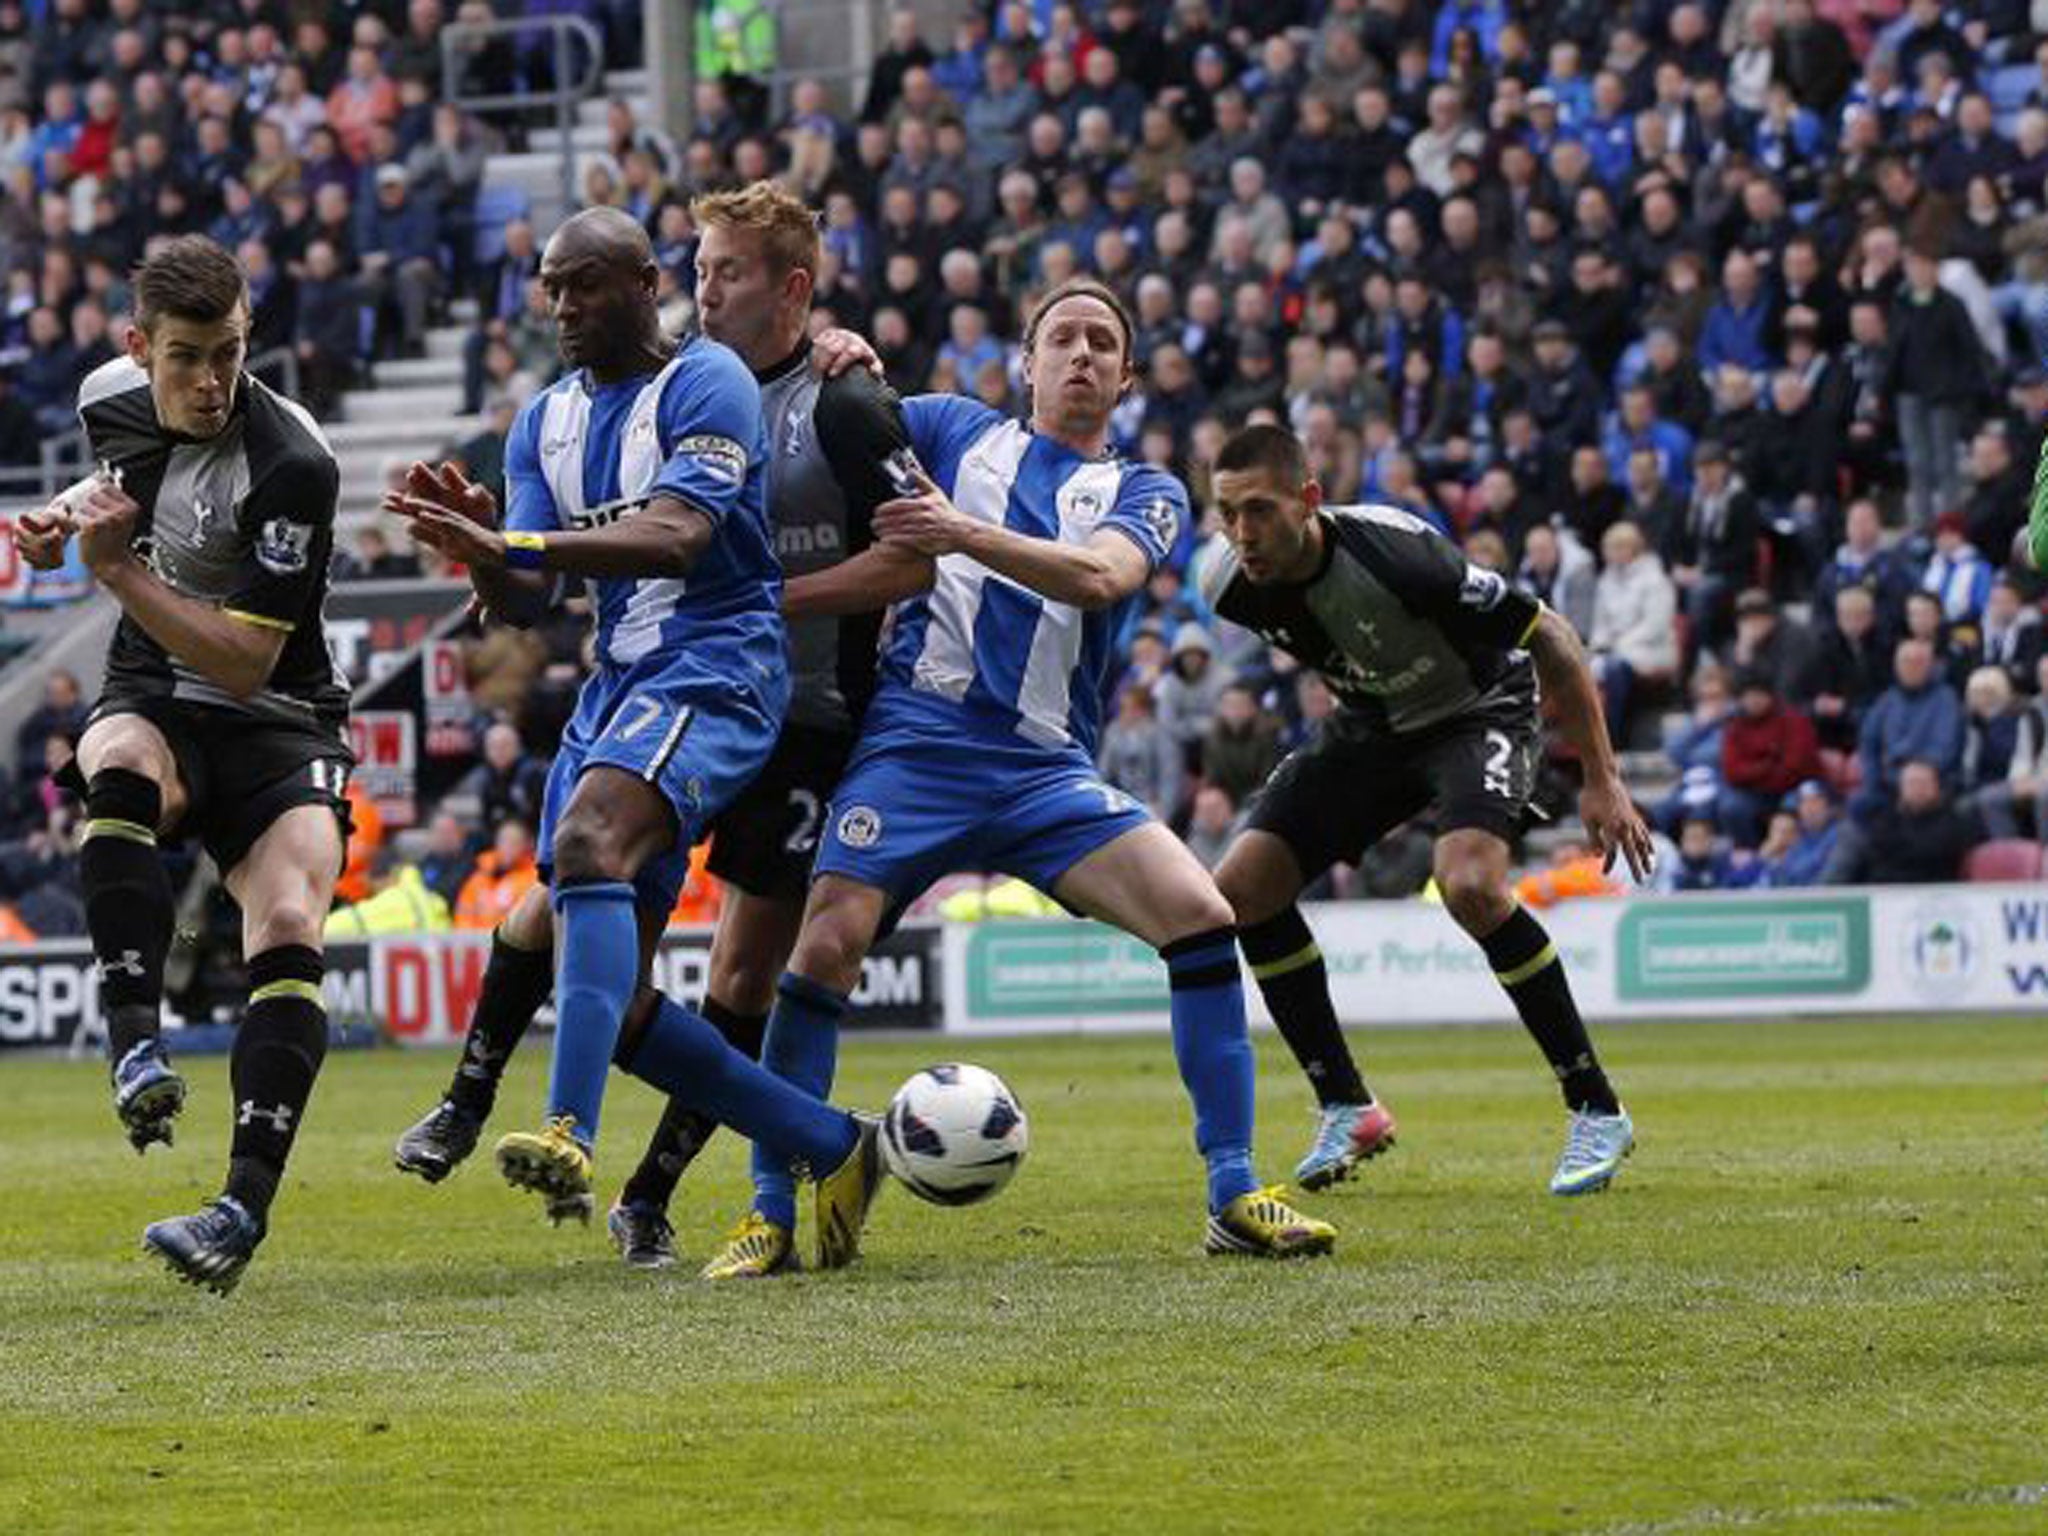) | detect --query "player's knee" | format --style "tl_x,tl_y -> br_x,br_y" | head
1165,884 -> 1238,943
550,817 -> 631,885
86,734 -> 174,803
249,900 -> 325,957
501,882 -> 555,949
710,955 -> 778,1016
1437,862 -> 1512,935
1212,862 -> 1281,929
791,909 -> 868,993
